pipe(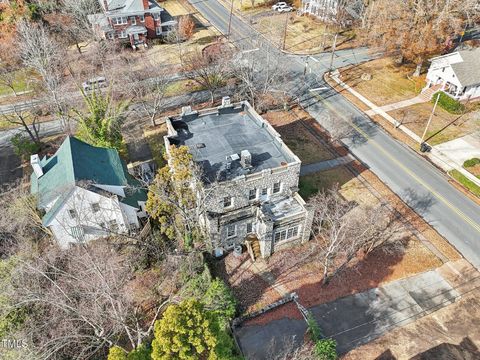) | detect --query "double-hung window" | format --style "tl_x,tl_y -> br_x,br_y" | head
274,225 -> 300,243
113,16 -> 128,25
248,188 -> 257,201
117,30 -> 127,38
155,26 -> 162,35
91,203 -> 100,213
246,222 -> 254,234
227,224 -> 236,238
223,196 -> 232,208
68,209 -> 77,219
273,182 -> 281,194
130,16 -> 136,25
